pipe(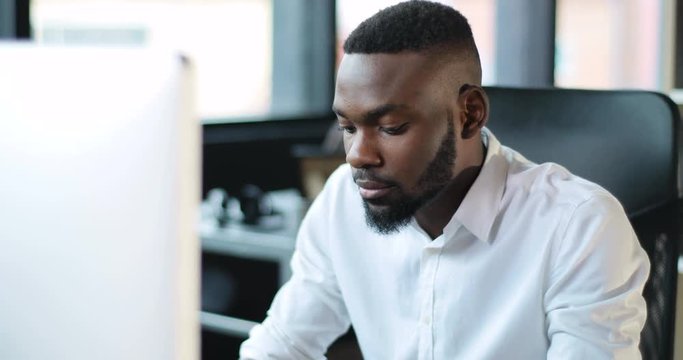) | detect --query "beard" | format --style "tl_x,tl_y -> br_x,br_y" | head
360,120 -> 456,235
